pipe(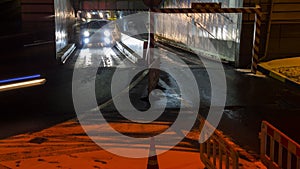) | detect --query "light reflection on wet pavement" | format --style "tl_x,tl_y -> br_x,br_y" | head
0,43 -> 300,159
74,47 -> 134,69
